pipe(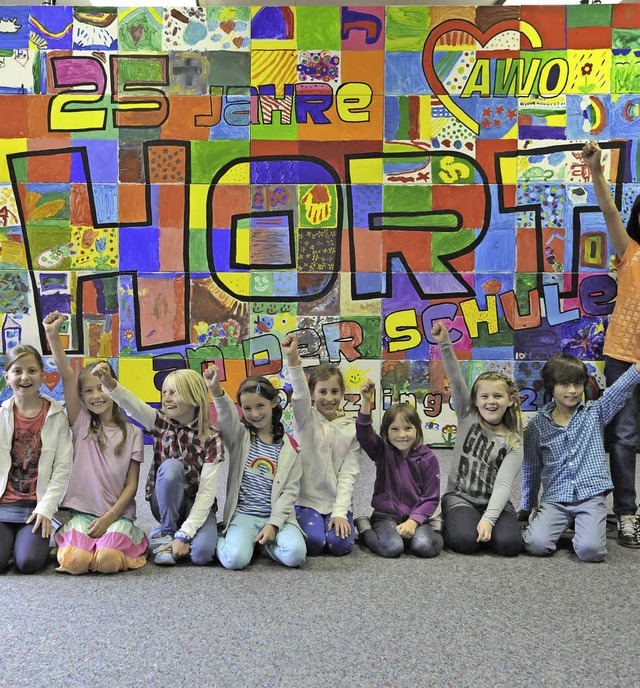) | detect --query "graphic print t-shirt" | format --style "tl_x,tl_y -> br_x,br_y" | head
1,401 -> 49,503
236,437 -> 281,517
